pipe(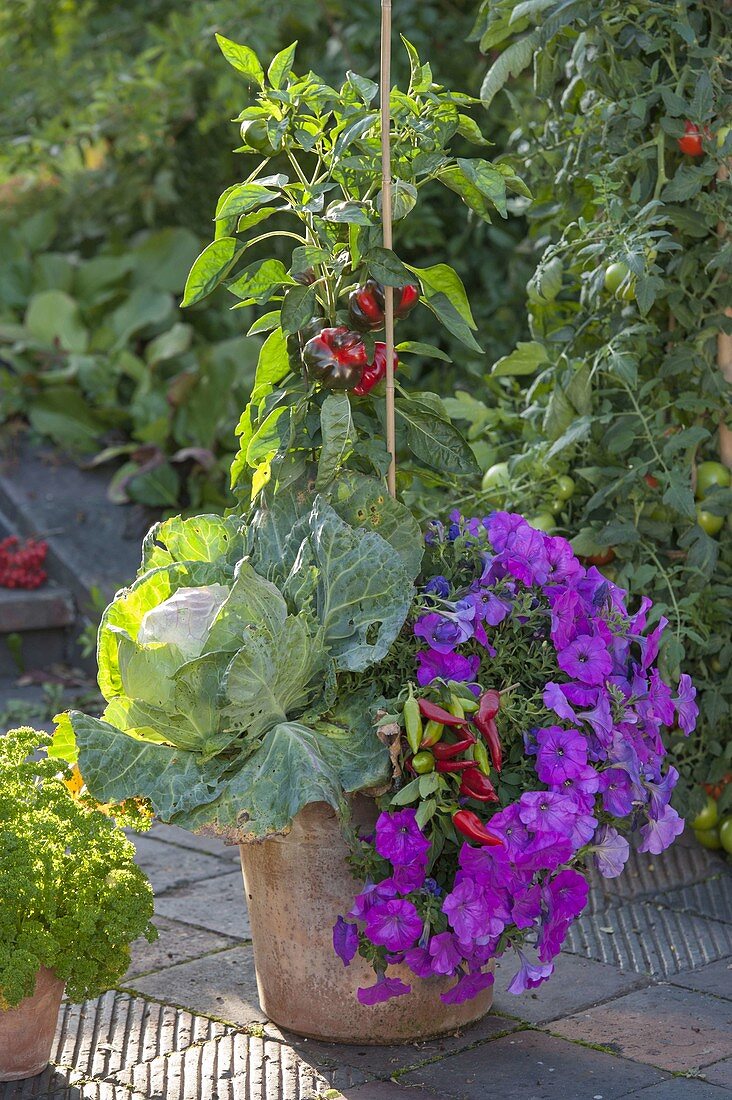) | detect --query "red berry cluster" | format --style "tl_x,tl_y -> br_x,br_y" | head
0,536 -> 49,589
